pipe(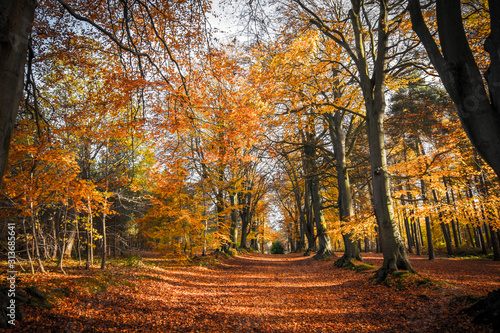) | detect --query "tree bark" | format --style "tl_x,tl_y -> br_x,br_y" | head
409,0 -> 500,180
0,0 -> 36,186
477,226 -> 488,255
302,126 -> 333,257
425,216 -> 435,260
467,224 -> 476,248
303,179 -> 315,251
355,0 -> 414,281
491,229 -> 500,261
229,193 -> 238,249
328,112 -> 362,267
